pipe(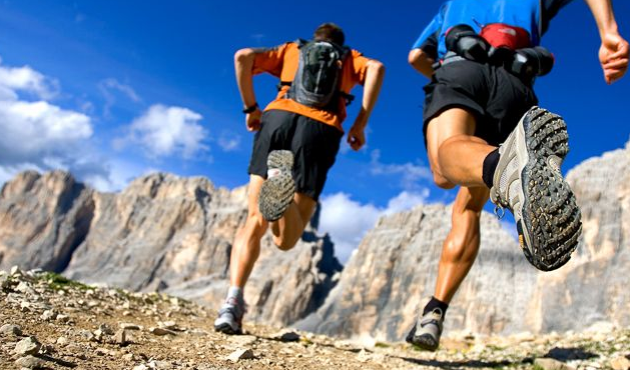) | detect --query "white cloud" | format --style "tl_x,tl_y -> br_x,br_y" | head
0,100 -> 92,163
370,149 -> 432,191
0,61 -> 59,100
217,131 -> 241,152
115,104 -> 209,159
0,56 -> 121,192
98,78 -> 141,117
319,190 -> 429,264
383,190 -> 430,215
99,78 -> 140,103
